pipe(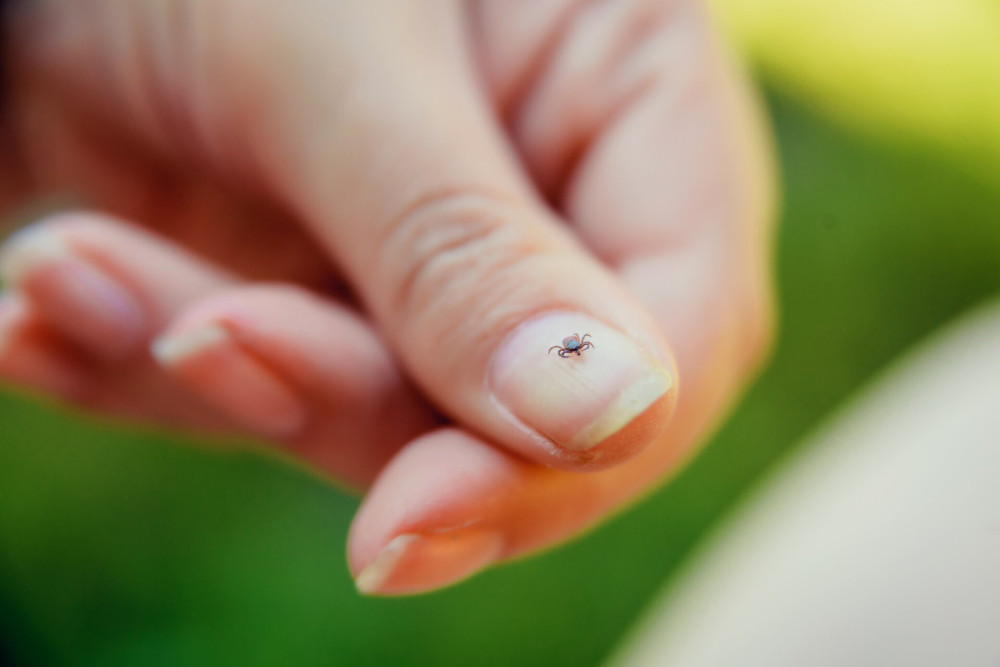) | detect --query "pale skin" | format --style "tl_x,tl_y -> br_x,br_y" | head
0,0 -> 774,595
